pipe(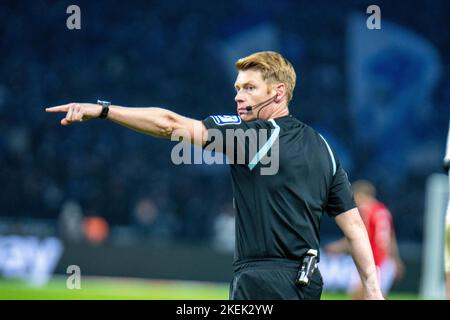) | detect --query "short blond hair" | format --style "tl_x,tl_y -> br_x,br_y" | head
235,51 -> 296,104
